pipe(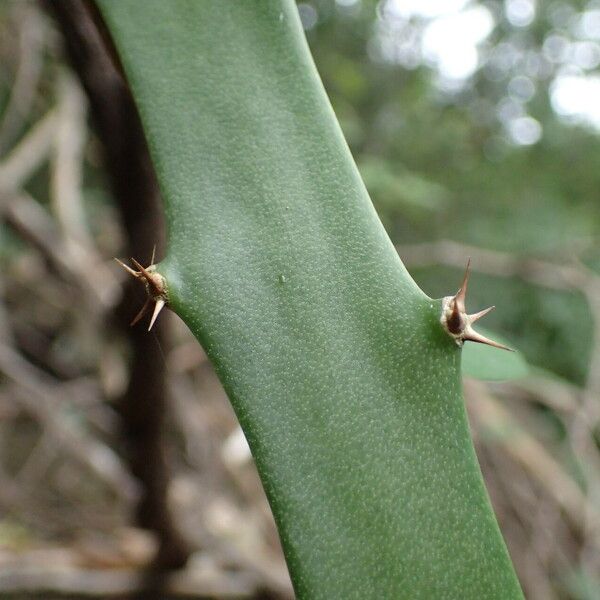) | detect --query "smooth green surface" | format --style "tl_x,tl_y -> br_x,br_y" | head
98,2 -> 523,598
